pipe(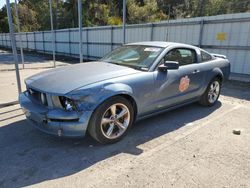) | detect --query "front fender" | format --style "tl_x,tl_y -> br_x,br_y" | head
66,83 -> 136,111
